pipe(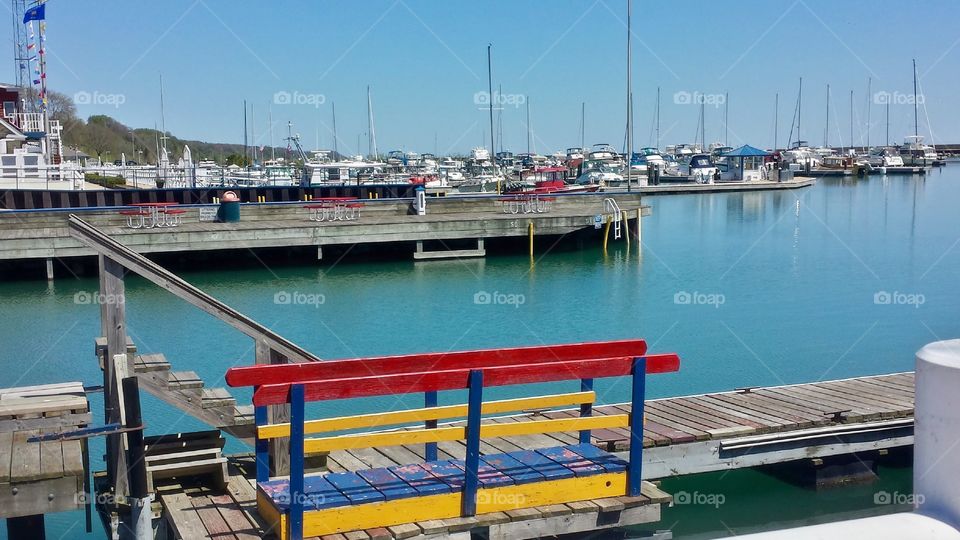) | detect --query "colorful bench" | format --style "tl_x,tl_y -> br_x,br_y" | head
225,339 -> 680,540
